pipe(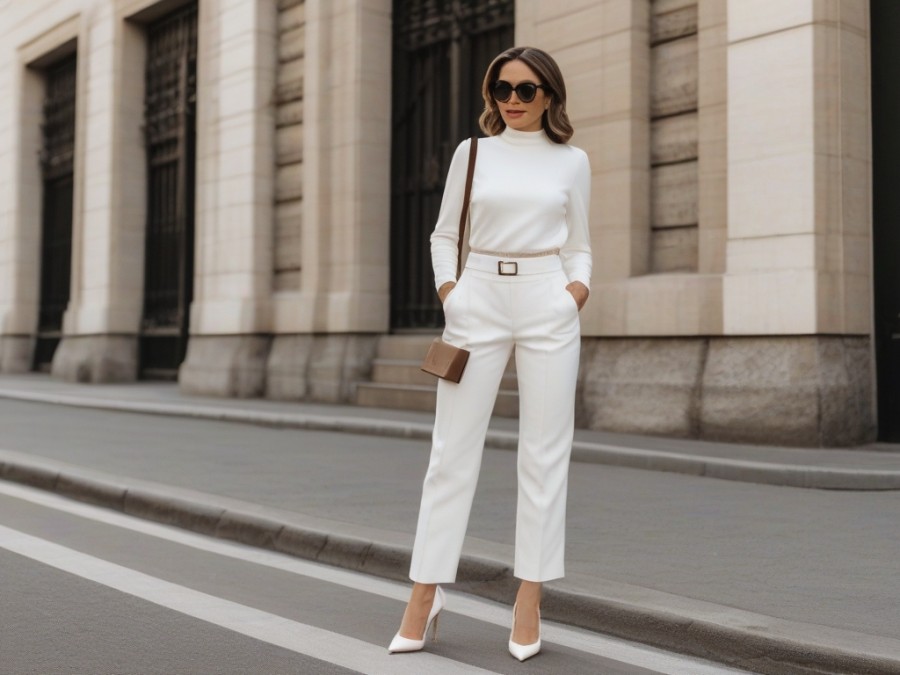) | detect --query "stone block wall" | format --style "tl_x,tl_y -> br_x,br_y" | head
579,335 -> 876,447
274,0 -> 304,292
650,0 -> 699,273
0,0 -> 881,445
